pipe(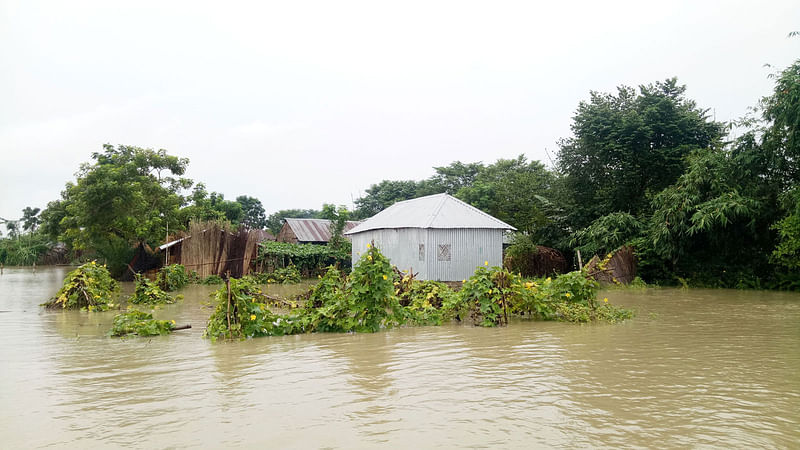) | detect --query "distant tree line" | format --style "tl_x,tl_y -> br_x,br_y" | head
3,58 -> 798,288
